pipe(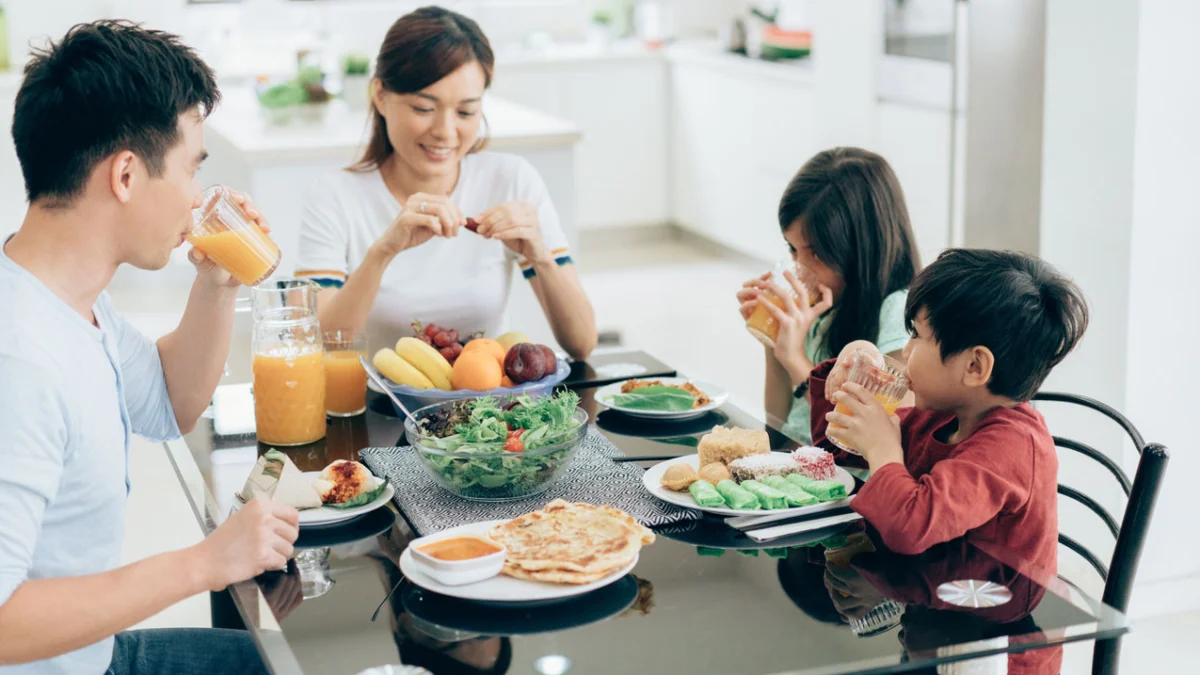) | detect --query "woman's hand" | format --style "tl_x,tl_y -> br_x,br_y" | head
474,201 -> 547,262
375,193 -> 466,256
757,270 -> 834,385
190,189 -> 271,288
